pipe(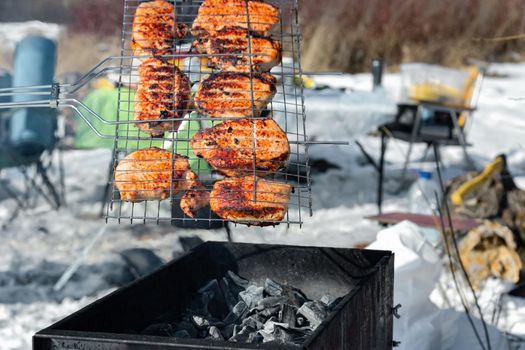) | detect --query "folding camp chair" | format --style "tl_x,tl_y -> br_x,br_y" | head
360,64 -> 485,213
0,36 -> 65,218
